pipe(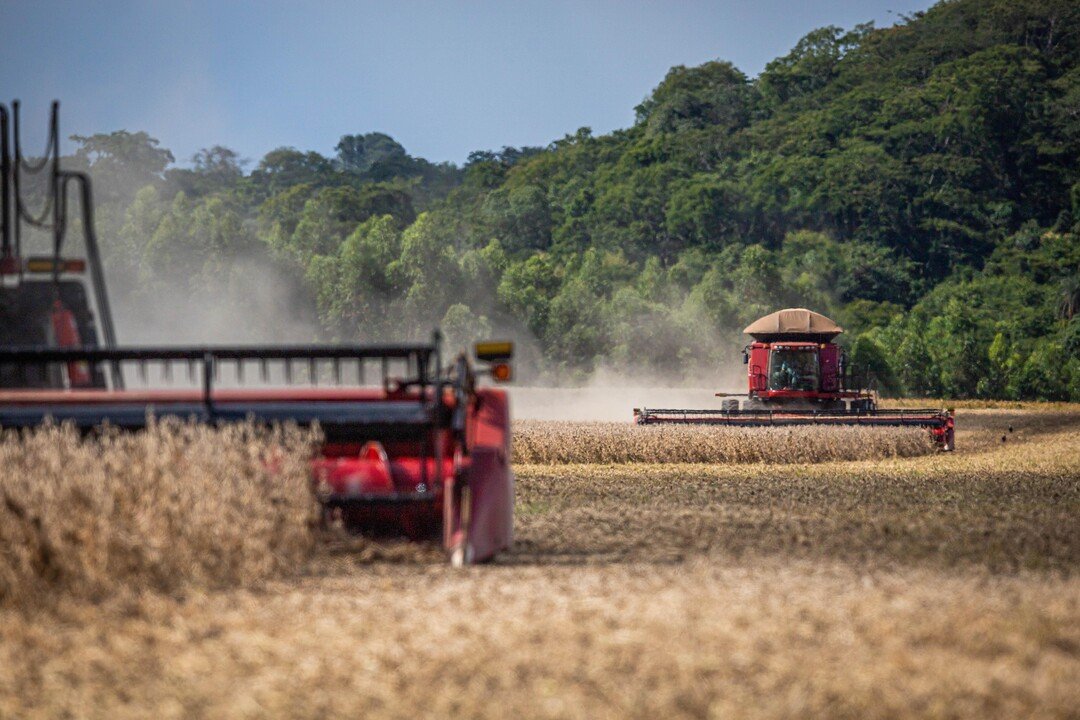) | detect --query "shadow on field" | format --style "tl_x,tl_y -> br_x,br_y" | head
304,531 -> 446,576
